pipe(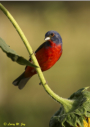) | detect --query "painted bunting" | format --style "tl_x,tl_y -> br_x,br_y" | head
13,30 -> 62,89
